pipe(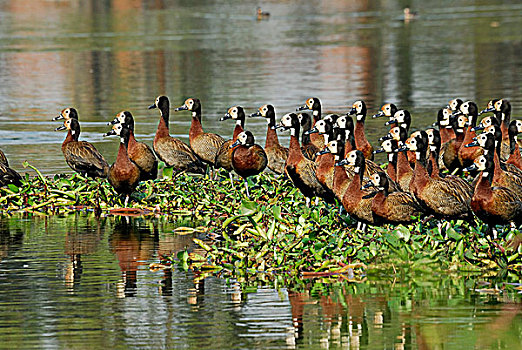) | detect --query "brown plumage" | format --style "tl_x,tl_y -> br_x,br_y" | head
348,100 -> 374,160
465,132 -> 522,200
0,149 -> 22,187
148,96 -> 205,174
175,98 -> 225,171
506,120 -> 522,170
249,104 -> 288,174
109,111 -> 158,181
381,126 -> 413,192
474,116 -> 510,160
465,153 -> 522,235
297,97 -> 324,150
405,131 -> 473,221
230,131 -> 267,198
456,101 -> 483,168
56,118 -> 109,178
298,112 -> 319,161
106,124 -> 141,205
365,171 -> 424,224
215,106 -> 246,173
442,114 -> 468,173
334,150 -> 381,227
279,113 -> 334,206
